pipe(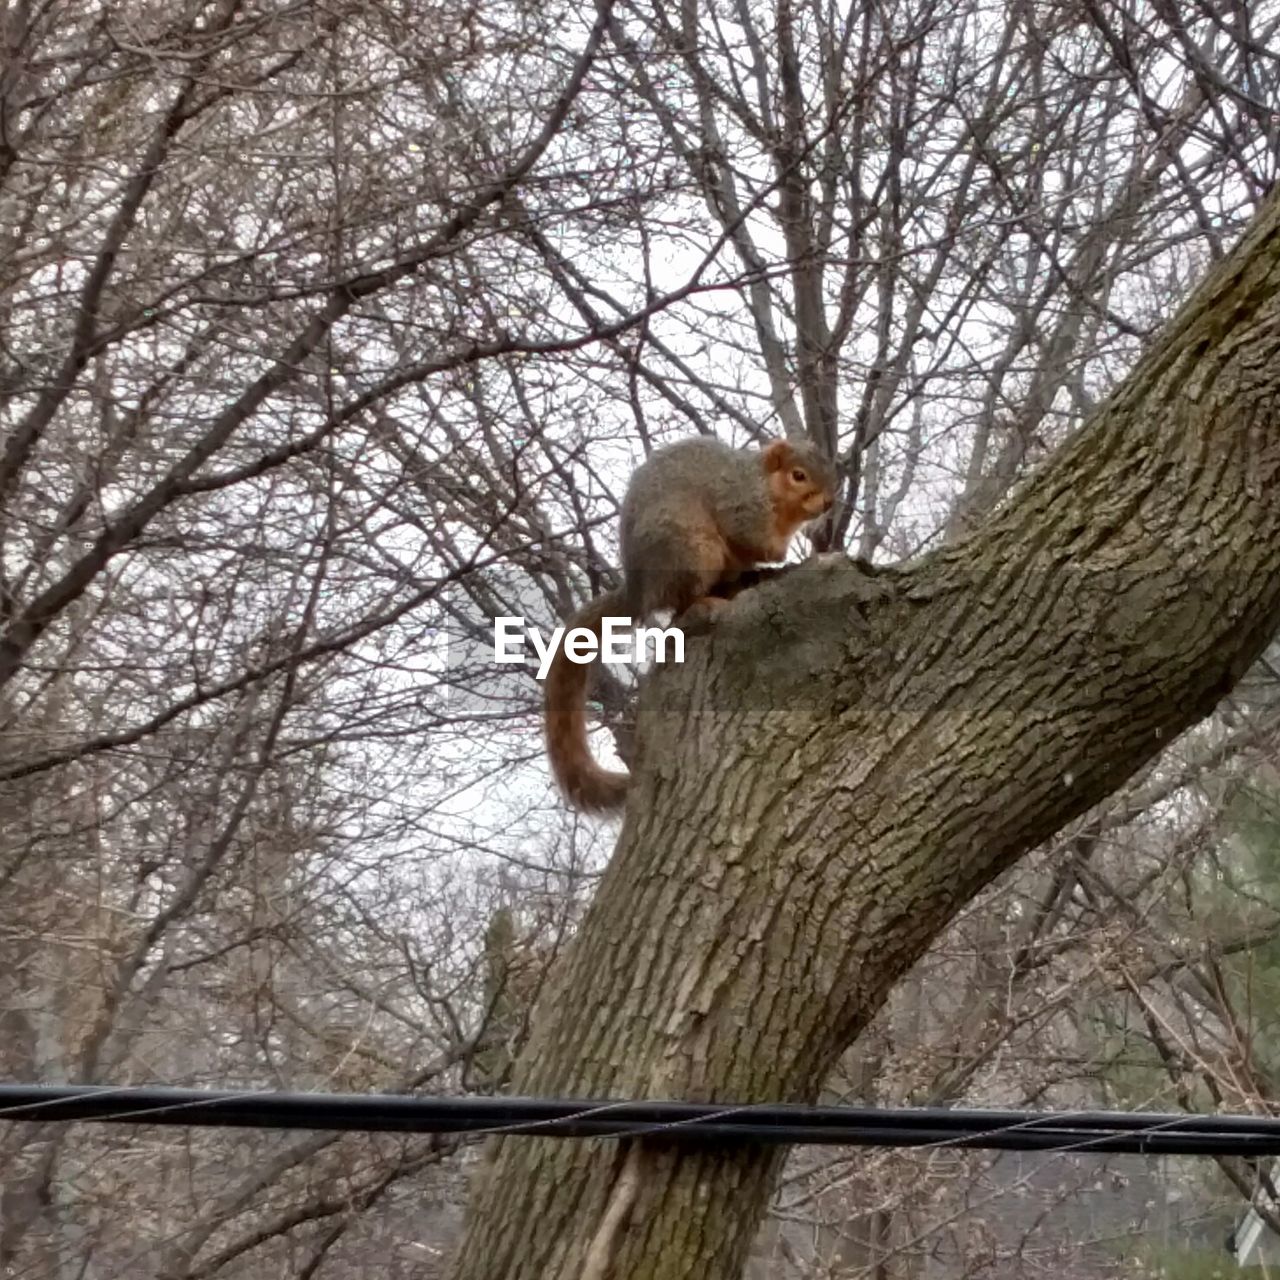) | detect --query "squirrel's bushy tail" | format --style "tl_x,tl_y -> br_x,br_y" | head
544,591 -> 629,813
